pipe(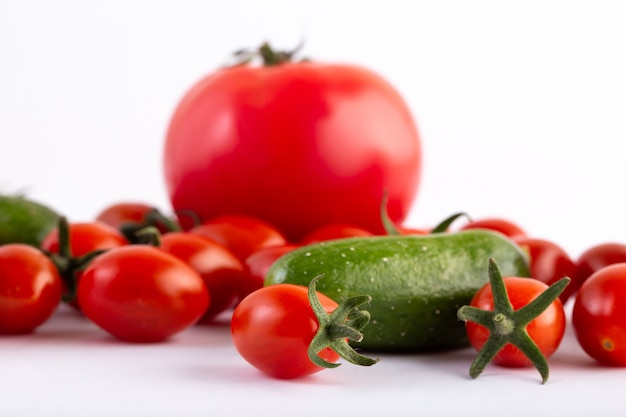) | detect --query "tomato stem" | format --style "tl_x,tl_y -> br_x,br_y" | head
43,216 -> 107,302
306,275 -> 379,369
457,258 -> 570,384
119,209 -> 181,243
231,41 -> 305,67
